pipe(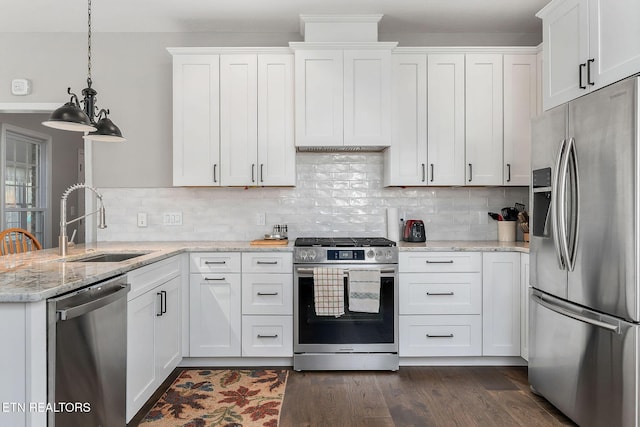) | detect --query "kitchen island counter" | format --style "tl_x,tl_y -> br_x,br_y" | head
0,241 -> 293,302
